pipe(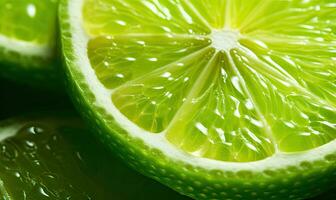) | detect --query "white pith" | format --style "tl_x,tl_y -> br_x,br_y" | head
0,34 -> 52,58
68,0 -> 336,172
211,29 -> 240,51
